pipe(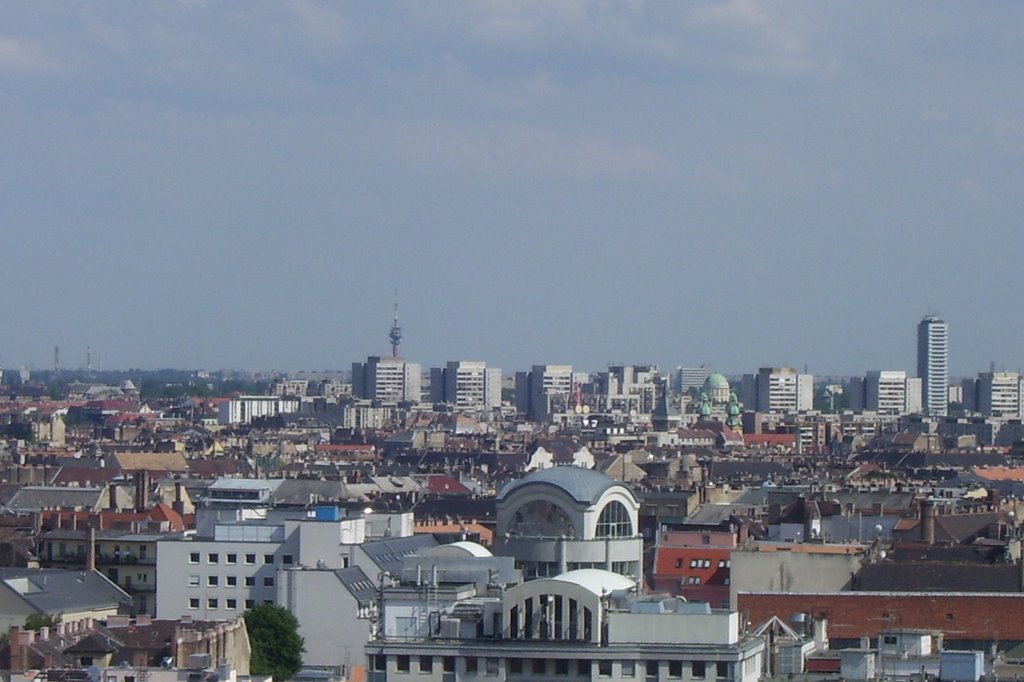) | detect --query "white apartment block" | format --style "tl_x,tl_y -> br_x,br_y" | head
218,395 -> 300,425
515,364 -> 574,422
918,316 -> 949,416
430,361 -> 502,413
745,367 -> 813,414
978,372 -> 1024,419
863,371 -> 923,416
352,356 -> 422,403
